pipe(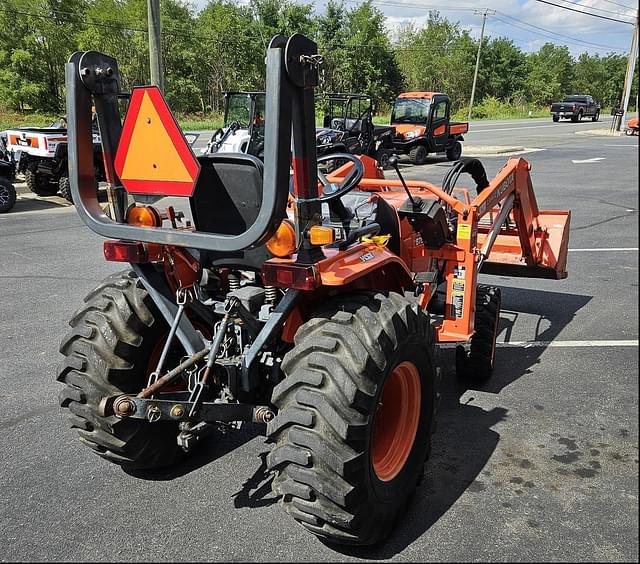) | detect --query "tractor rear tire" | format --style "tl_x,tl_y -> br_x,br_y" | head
0,178 -> 16,213
24,166 -> 58,196
267,292 -> 437,546
445,141 -> 463,161
456,285 -> 501,381
59,175 -> 72,203
409,144 -> 427,165
57,270 -> 185,470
